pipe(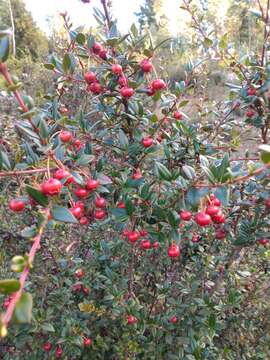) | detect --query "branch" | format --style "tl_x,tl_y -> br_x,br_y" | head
0,168 -> 54,178
100,0 -> 111,32
0,208 -> 50,336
